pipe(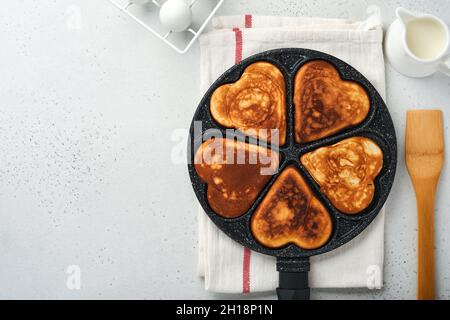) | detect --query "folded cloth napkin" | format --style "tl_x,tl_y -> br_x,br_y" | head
197,6 -> 387,293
